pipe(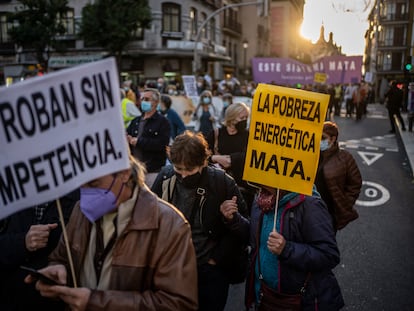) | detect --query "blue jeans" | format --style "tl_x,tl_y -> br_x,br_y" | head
198,263 -> 230,311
